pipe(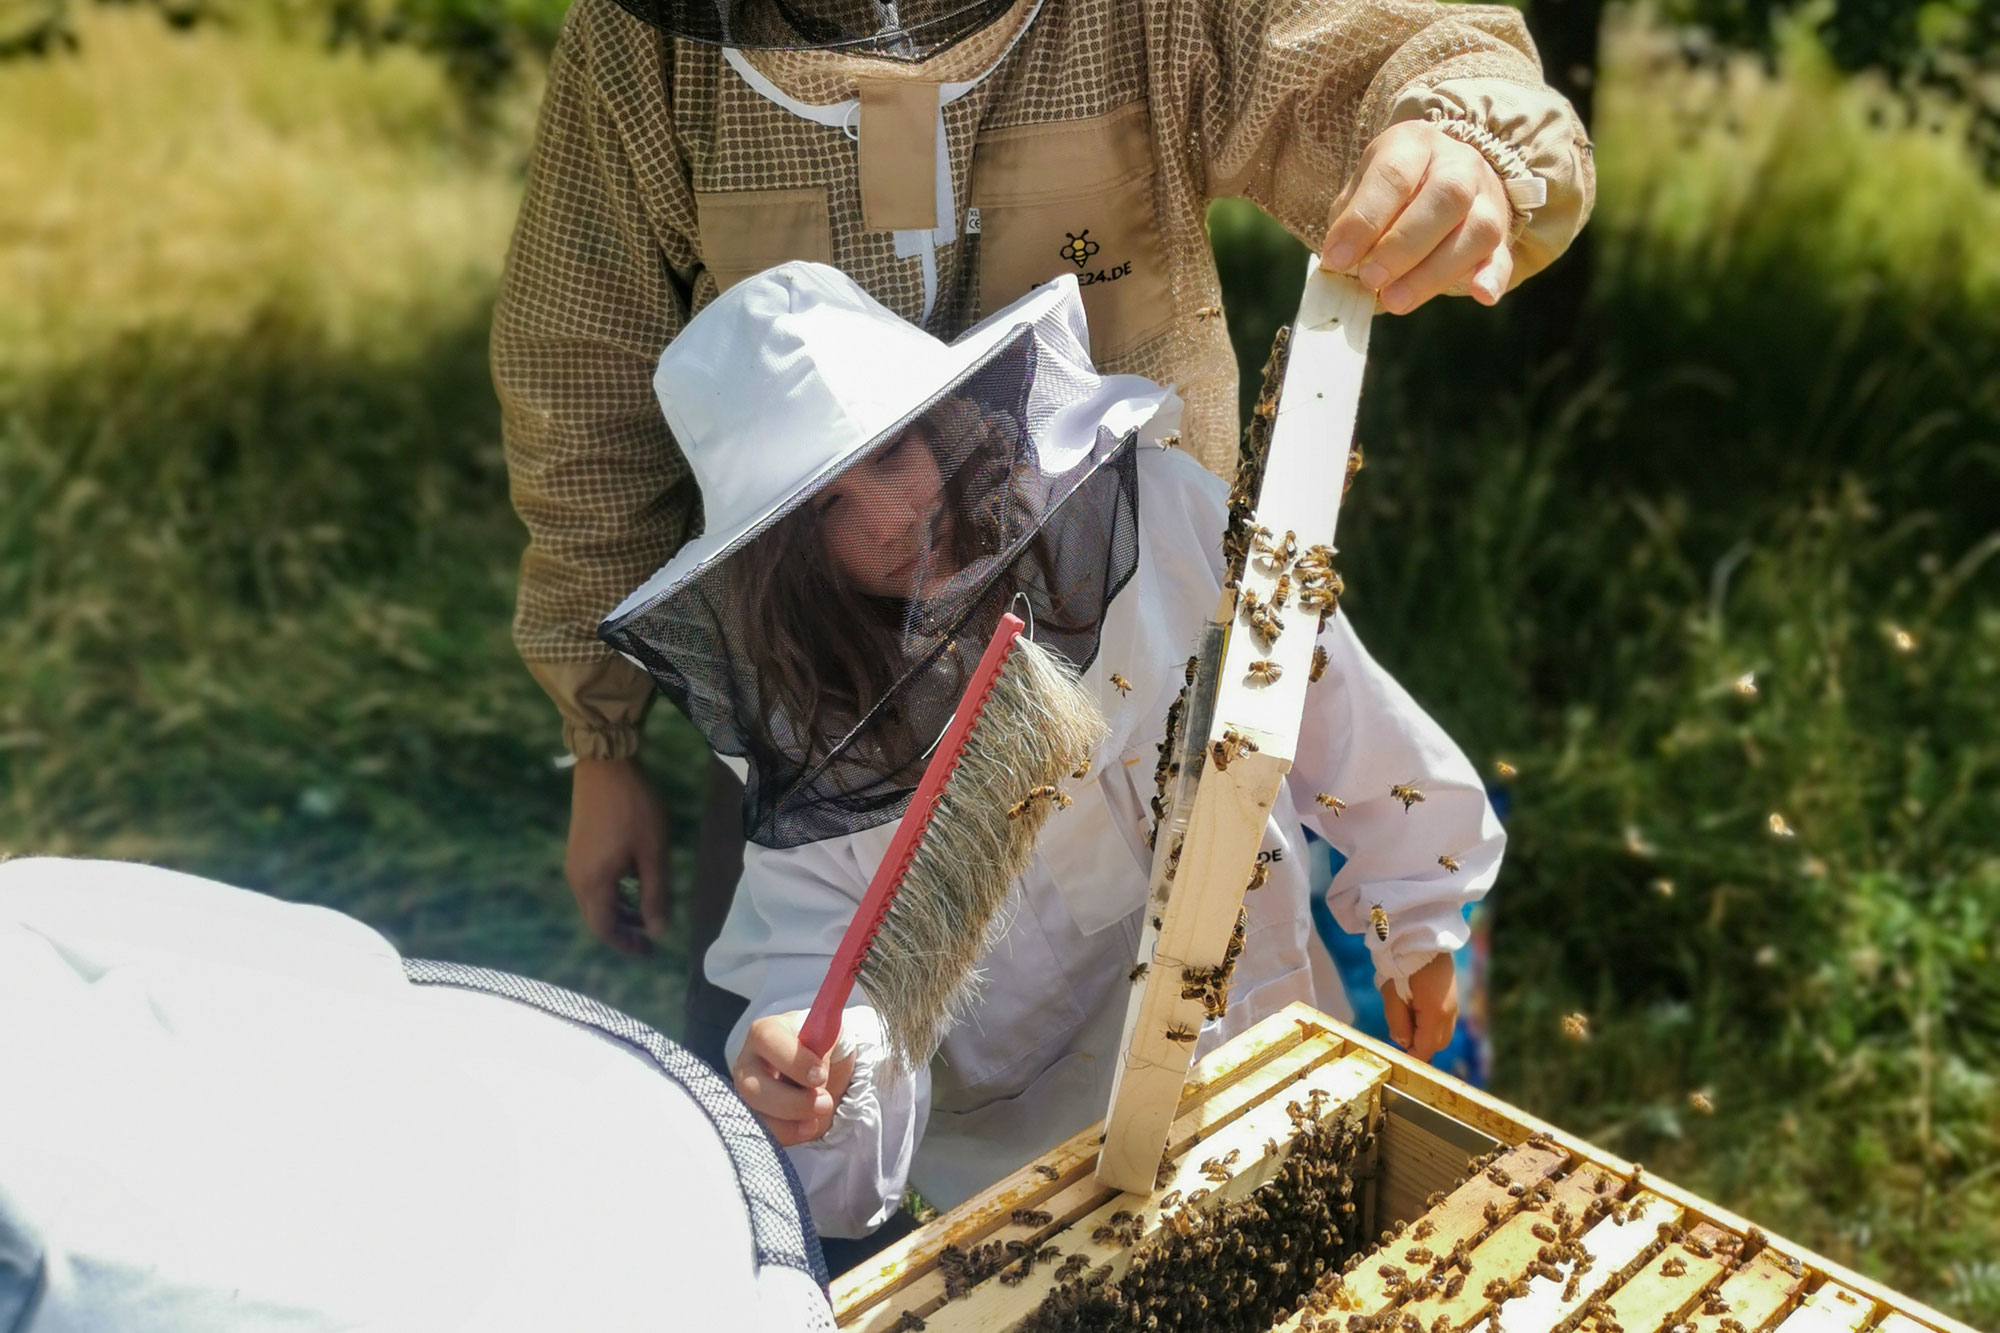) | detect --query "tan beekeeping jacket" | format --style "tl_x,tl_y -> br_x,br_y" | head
494,0 -> 1595,759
